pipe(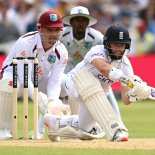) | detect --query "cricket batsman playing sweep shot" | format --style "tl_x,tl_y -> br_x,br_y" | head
41,24 -> 151,142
